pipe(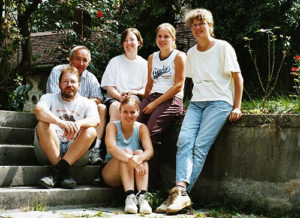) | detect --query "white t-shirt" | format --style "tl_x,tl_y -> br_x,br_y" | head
150,49 -> 185,99
101,54 -> 147,99
37,93 -> 98,141
186,39 -> 241,105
